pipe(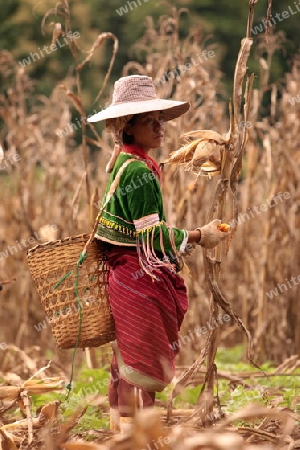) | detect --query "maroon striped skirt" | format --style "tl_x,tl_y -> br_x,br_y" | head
107,247 -> 188,392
